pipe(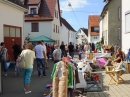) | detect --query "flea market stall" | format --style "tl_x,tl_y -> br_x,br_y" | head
43,51 -> 112,97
